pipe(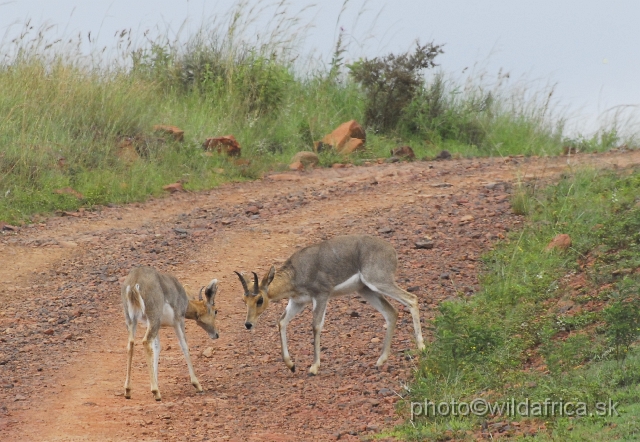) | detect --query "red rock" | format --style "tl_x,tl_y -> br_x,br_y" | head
153,125 -> 184,142
0,222 -> 18,231
43,329 -> 54,335
289,161 -> 304,171
340,138 -> 365,155
390,146 -> 415,159
291,151 -> 319,169
557,299 -> 577,314
268,174 -> 301,181
56,211 -> 81,218
202,135 -> 241,156
332,163 -> 347,169
116,139 -> 139,163
162,182 -> 184,193
318,120 -> 366,154
546,234 -> 571,251
245,206 -> 260,215
459,215 -> 474,223
54,187 -> 84,200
